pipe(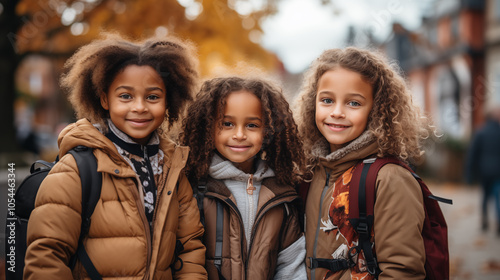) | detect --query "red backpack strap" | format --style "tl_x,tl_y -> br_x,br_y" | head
348,157 -> 402,278
298,181 -> 311,206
